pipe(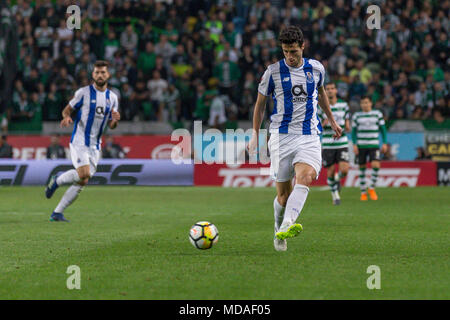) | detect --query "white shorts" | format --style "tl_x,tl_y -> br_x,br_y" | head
70,143 -> 100,177
268,133 -> 322,182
